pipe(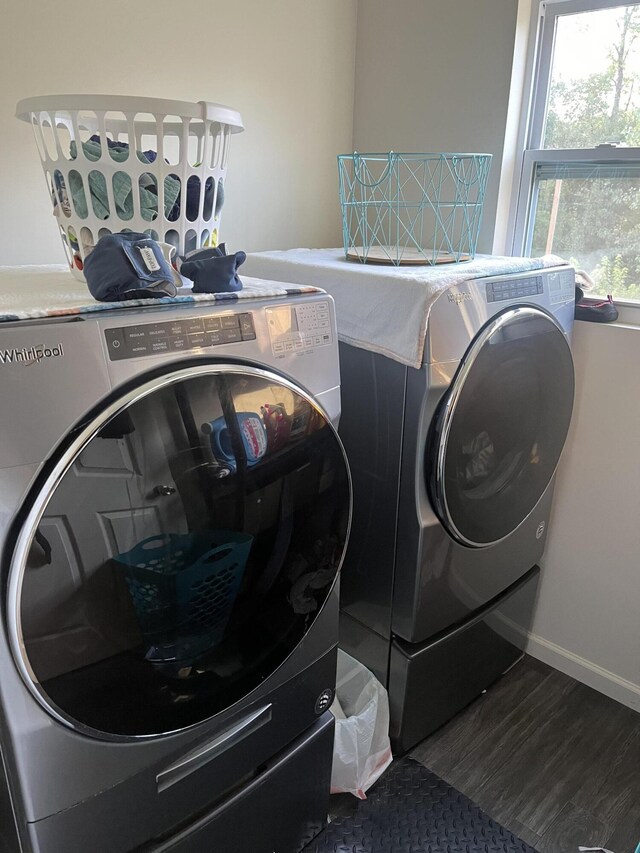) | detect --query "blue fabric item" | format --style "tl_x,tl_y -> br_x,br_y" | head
180,244 -> 246,293
90,136 -> 220,222
168,172 -> 217,222
68,136 -> 180,221
89,134 -> 157,163
84,232 -> 177,302
67,136 -> 221,223
84,136 -> 217,223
